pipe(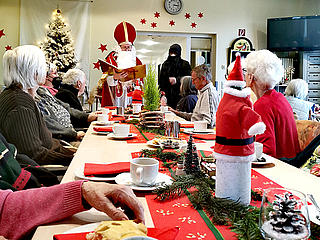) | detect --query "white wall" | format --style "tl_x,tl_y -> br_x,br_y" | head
0,0 -> 319,91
